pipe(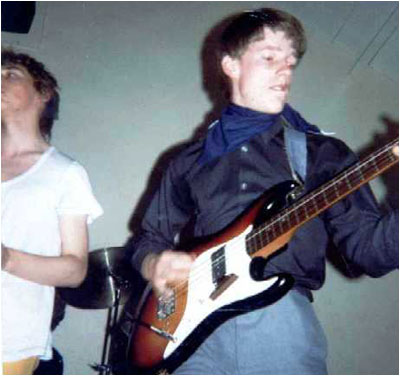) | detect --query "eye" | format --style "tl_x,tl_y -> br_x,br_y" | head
2,68 -> 25,80
263,56 -> 274,62
2,71 -> 17,80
